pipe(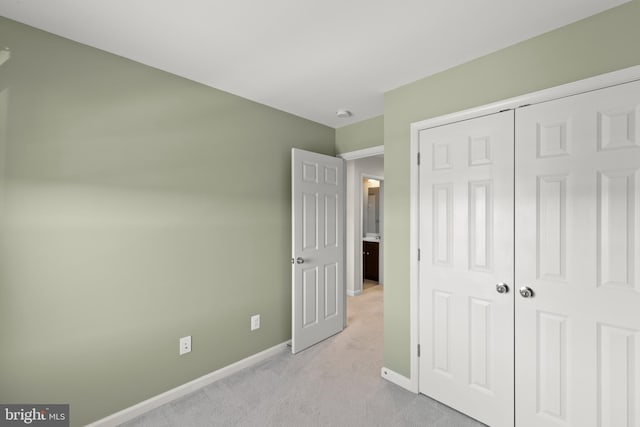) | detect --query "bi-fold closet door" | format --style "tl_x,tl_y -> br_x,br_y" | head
418,110 -> 515,427
418,79 -> 640,427
515,81 -> 640,427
